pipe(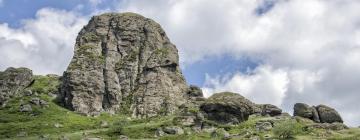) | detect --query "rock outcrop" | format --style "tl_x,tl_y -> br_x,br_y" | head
316,105 -> 343,123
0,67 -> 33,107
294,103 -> 342,123
200,92 -> 257,124
60,12 -> 188,117
259,104 -> 282,117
